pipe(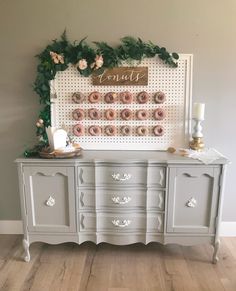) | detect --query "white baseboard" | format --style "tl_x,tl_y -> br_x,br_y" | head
0,220 -> 23,234
220,222 -> 236,237
0,220 -> 235,236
